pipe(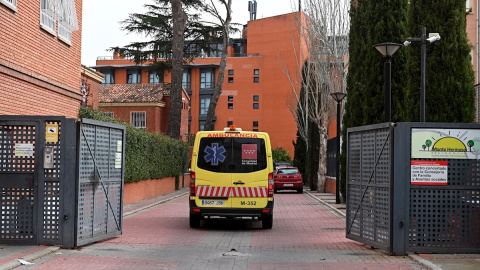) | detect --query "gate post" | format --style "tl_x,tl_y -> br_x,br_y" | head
391,123 -> 408,255
61,118 -> 77,248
